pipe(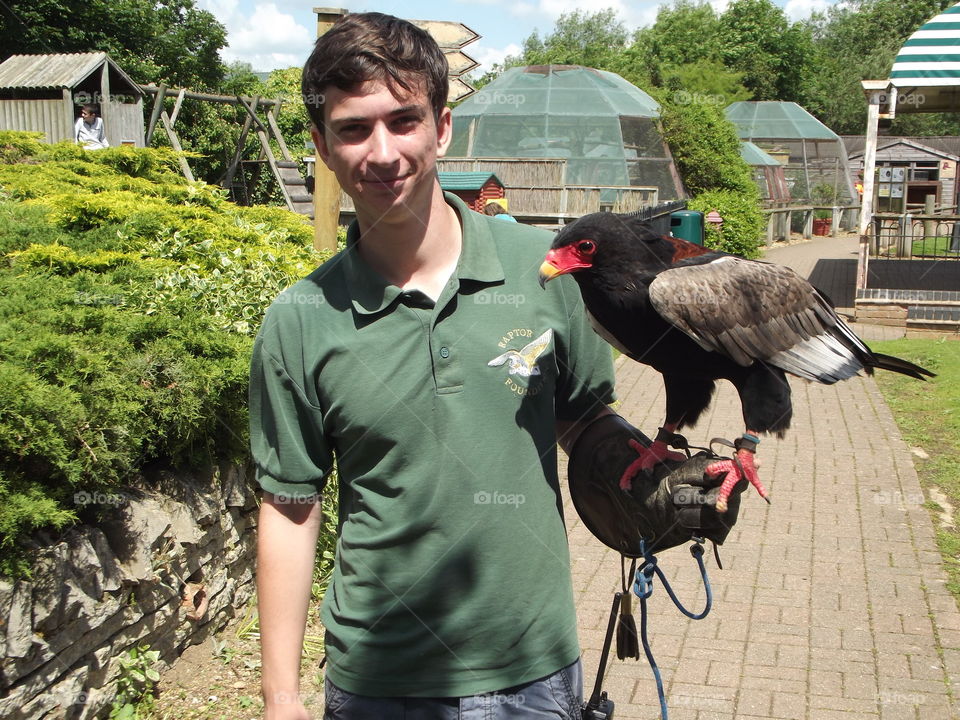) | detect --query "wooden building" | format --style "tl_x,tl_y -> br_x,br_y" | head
847,138 -> 959,212
437,171 -> 505,212
0,53 -> 144,147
